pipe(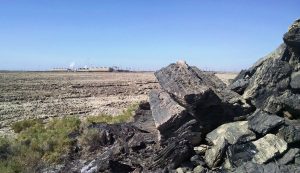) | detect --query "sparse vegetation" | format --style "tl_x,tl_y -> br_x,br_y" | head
79,128 -> 103,152
0,117 -> 80,173
86,103 -> 139,124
